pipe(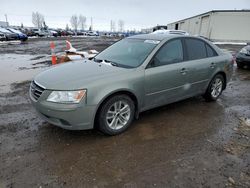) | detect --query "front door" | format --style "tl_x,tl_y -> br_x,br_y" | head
144,39 -> 188,110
